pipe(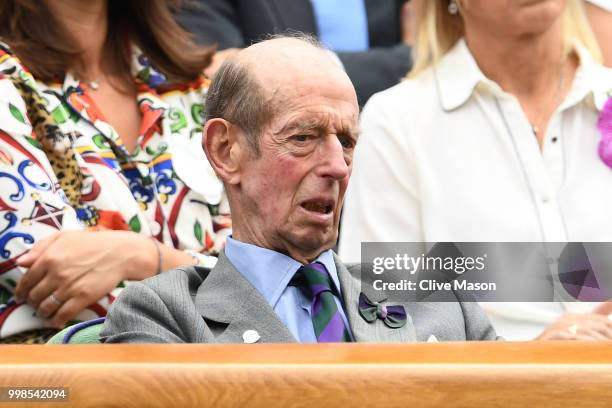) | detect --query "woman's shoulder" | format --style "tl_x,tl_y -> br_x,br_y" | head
0,41 -> 30,76
0,42 -> 38,136
0,40 -> 15,58
132,50 -> 210,98
364,68 -> 440,116
361,67 -> 440,133
590,63 -> 612,108
155,76 -> 210,107
0,40 -> 44,94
